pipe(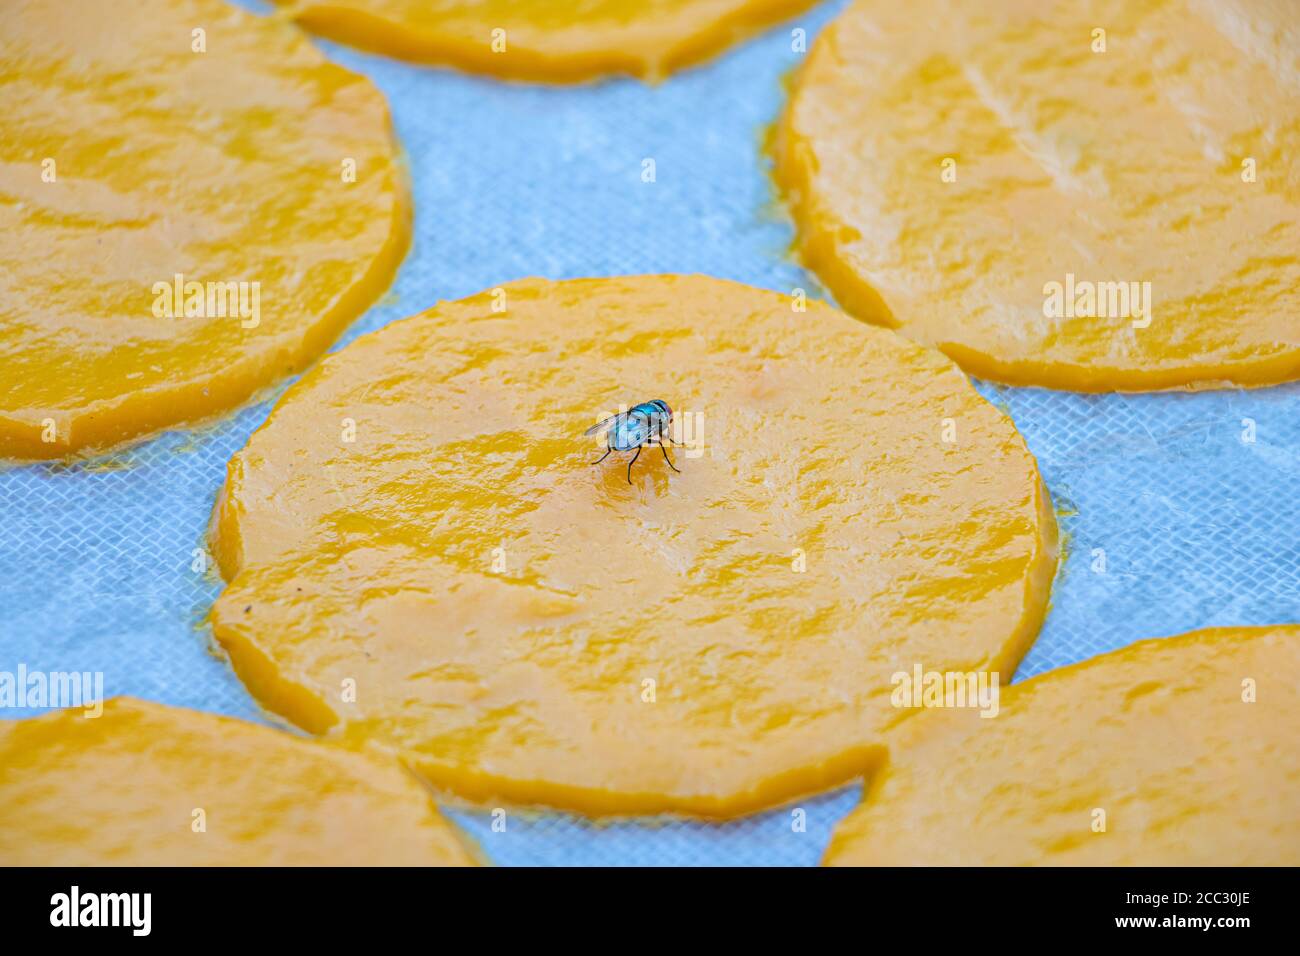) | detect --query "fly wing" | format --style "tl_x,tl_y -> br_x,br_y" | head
611,414 -> 651,450
583,413 -> 621,437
